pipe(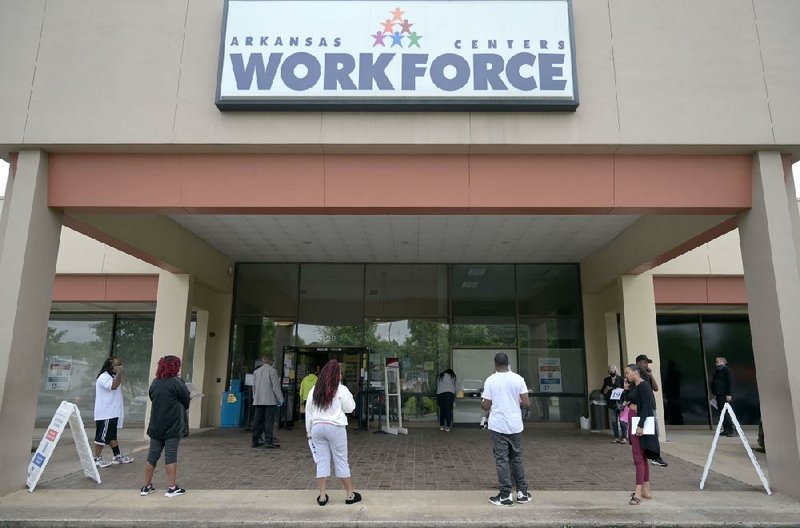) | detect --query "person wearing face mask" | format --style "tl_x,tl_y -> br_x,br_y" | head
602,365 -> 627,444
710,357 -> 735,437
